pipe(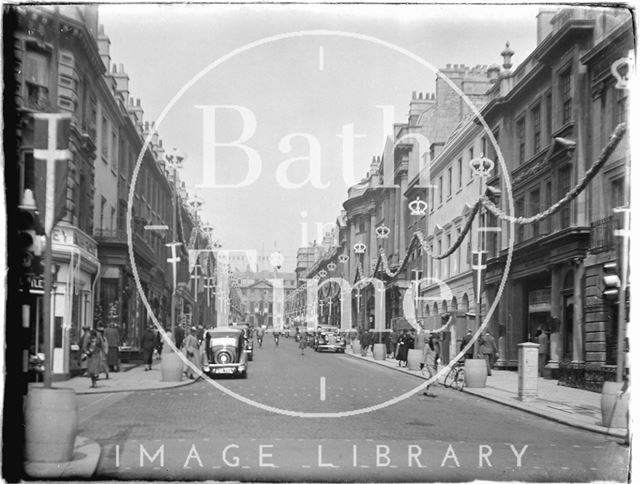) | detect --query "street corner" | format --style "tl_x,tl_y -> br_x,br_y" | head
24,436 -> 101,479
